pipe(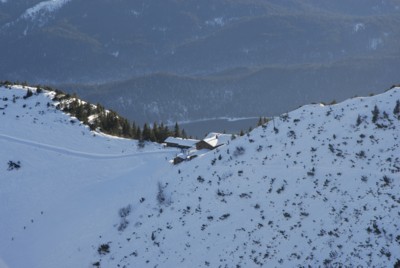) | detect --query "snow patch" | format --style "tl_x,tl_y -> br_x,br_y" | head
353,23 -> 365,32
111,51 -> 119,58
145,101 -> 161,116
130,9 -> 141,17
368,38 -> 383,50
205,17 -> 225,27
21,0 -> 72,20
